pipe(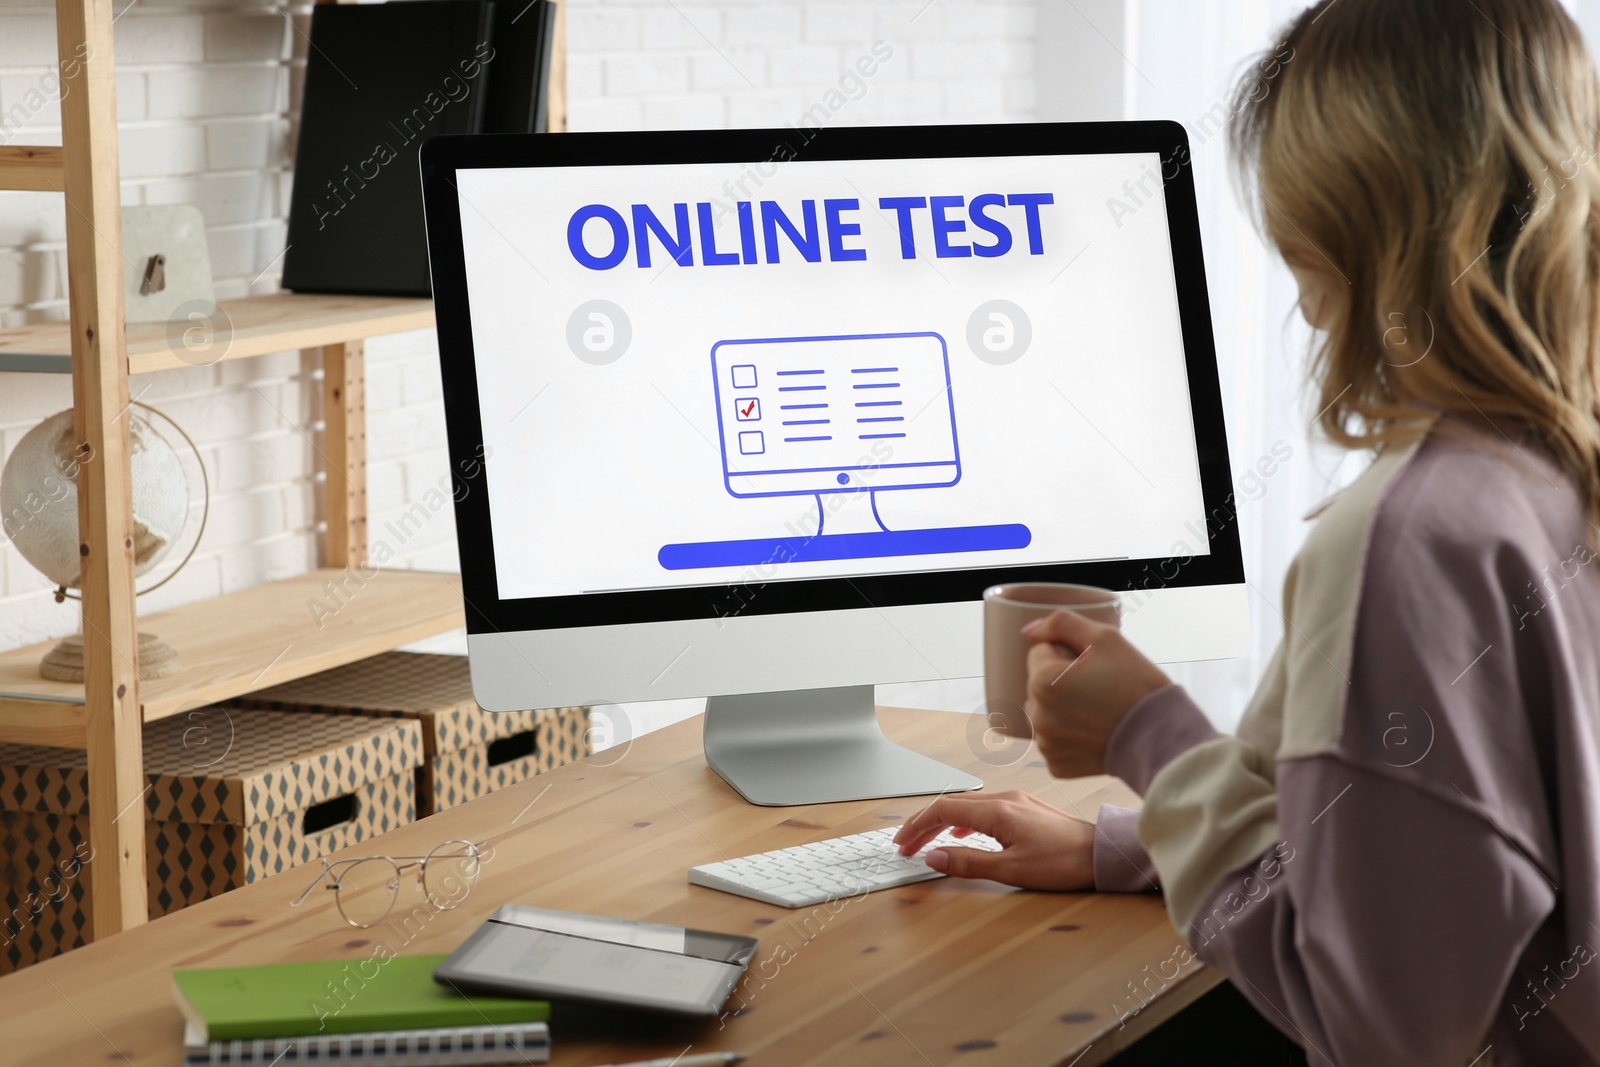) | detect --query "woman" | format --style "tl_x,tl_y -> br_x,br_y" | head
894,2 -> 1600,1064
